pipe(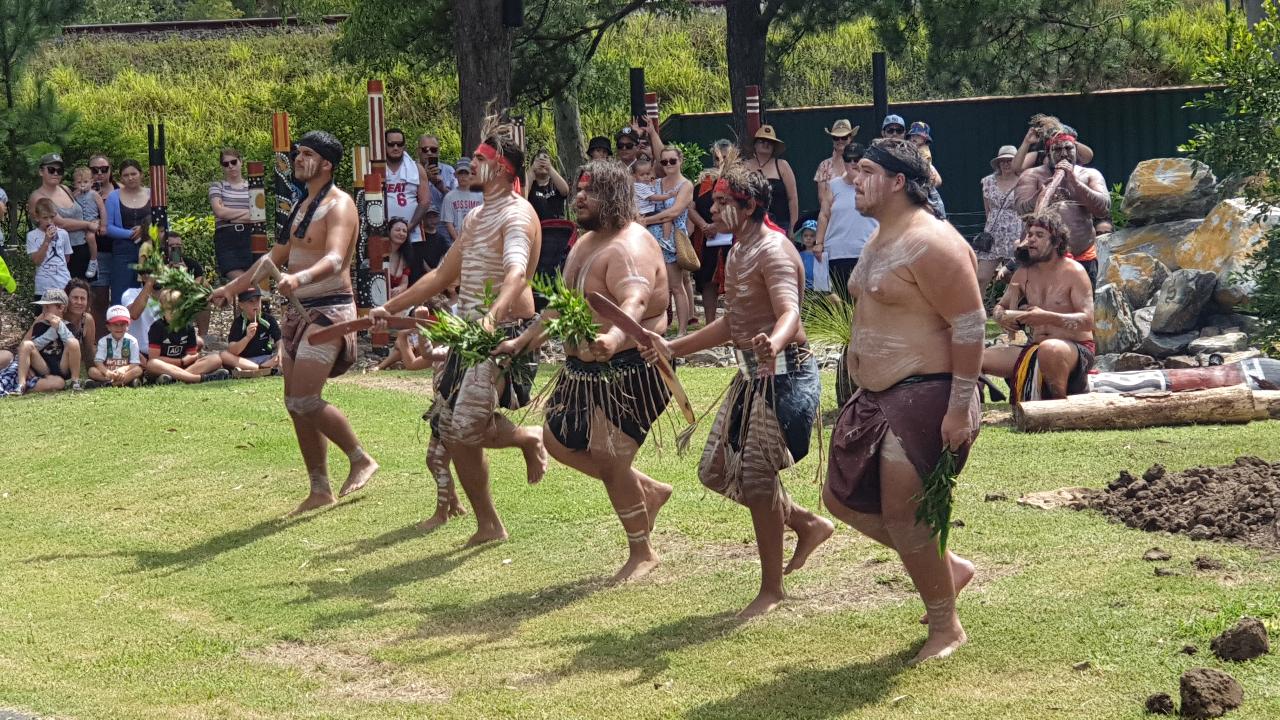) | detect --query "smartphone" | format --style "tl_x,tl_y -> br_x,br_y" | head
428,156 -> 439,168
92,181 -> 101,192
